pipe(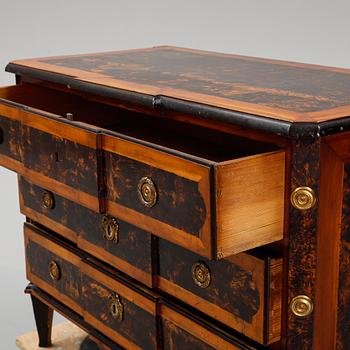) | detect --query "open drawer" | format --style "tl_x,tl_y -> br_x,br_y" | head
103,124 -> 285,259
0,84 -> 101,212
0,83 -> 285,259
